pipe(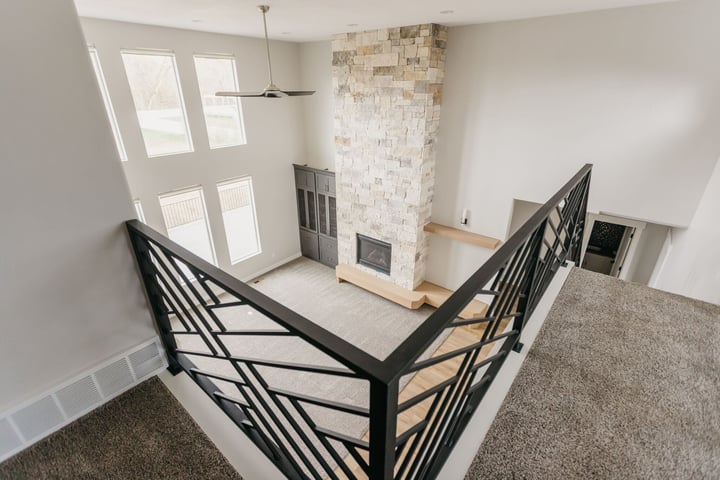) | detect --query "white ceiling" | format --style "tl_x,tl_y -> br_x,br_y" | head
74,0 -> 677,42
